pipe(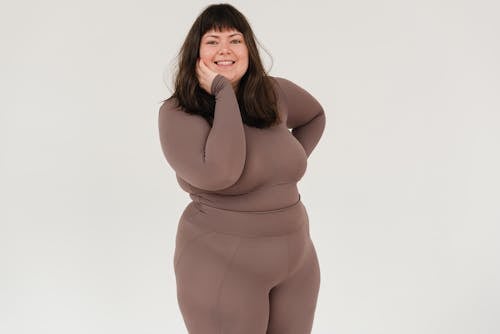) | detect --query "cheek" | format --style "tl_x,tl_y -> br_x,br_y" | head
240,53 -> 249,70
199,52 -> 216,70
239,49 -> 249,67
199,49 -> 210,62
199,45 -> 214,61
